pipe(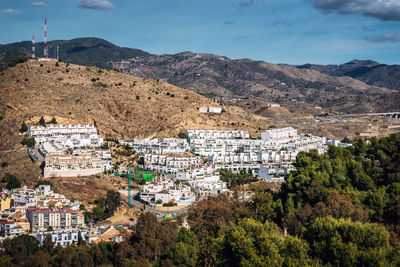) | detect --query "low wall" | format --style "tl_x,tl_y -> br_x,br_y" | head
44,168 -> 103,178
